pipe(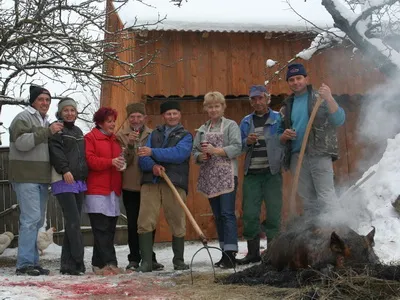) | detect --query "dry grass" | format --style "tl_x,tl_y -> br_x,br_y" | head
0,256 -> 16,268
170,272 -> 297,300
218,264 -> 400,300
